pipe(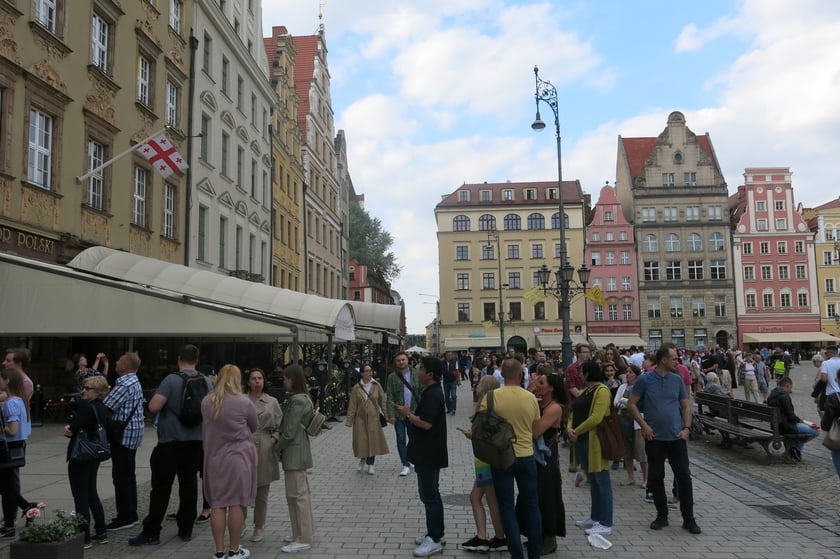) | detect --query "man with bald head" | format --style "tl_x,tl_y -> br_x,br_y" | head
103,352 -> 146,531
476,358 -> 541,559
